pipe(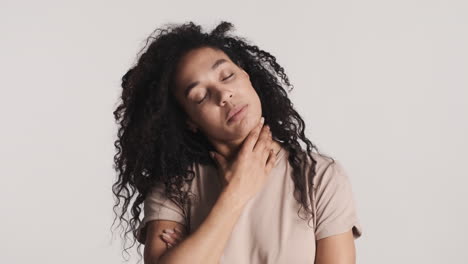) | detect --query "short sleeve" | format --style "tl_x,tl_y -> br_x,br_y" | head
312,160 -> 363,240
136,183 -> 187,244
